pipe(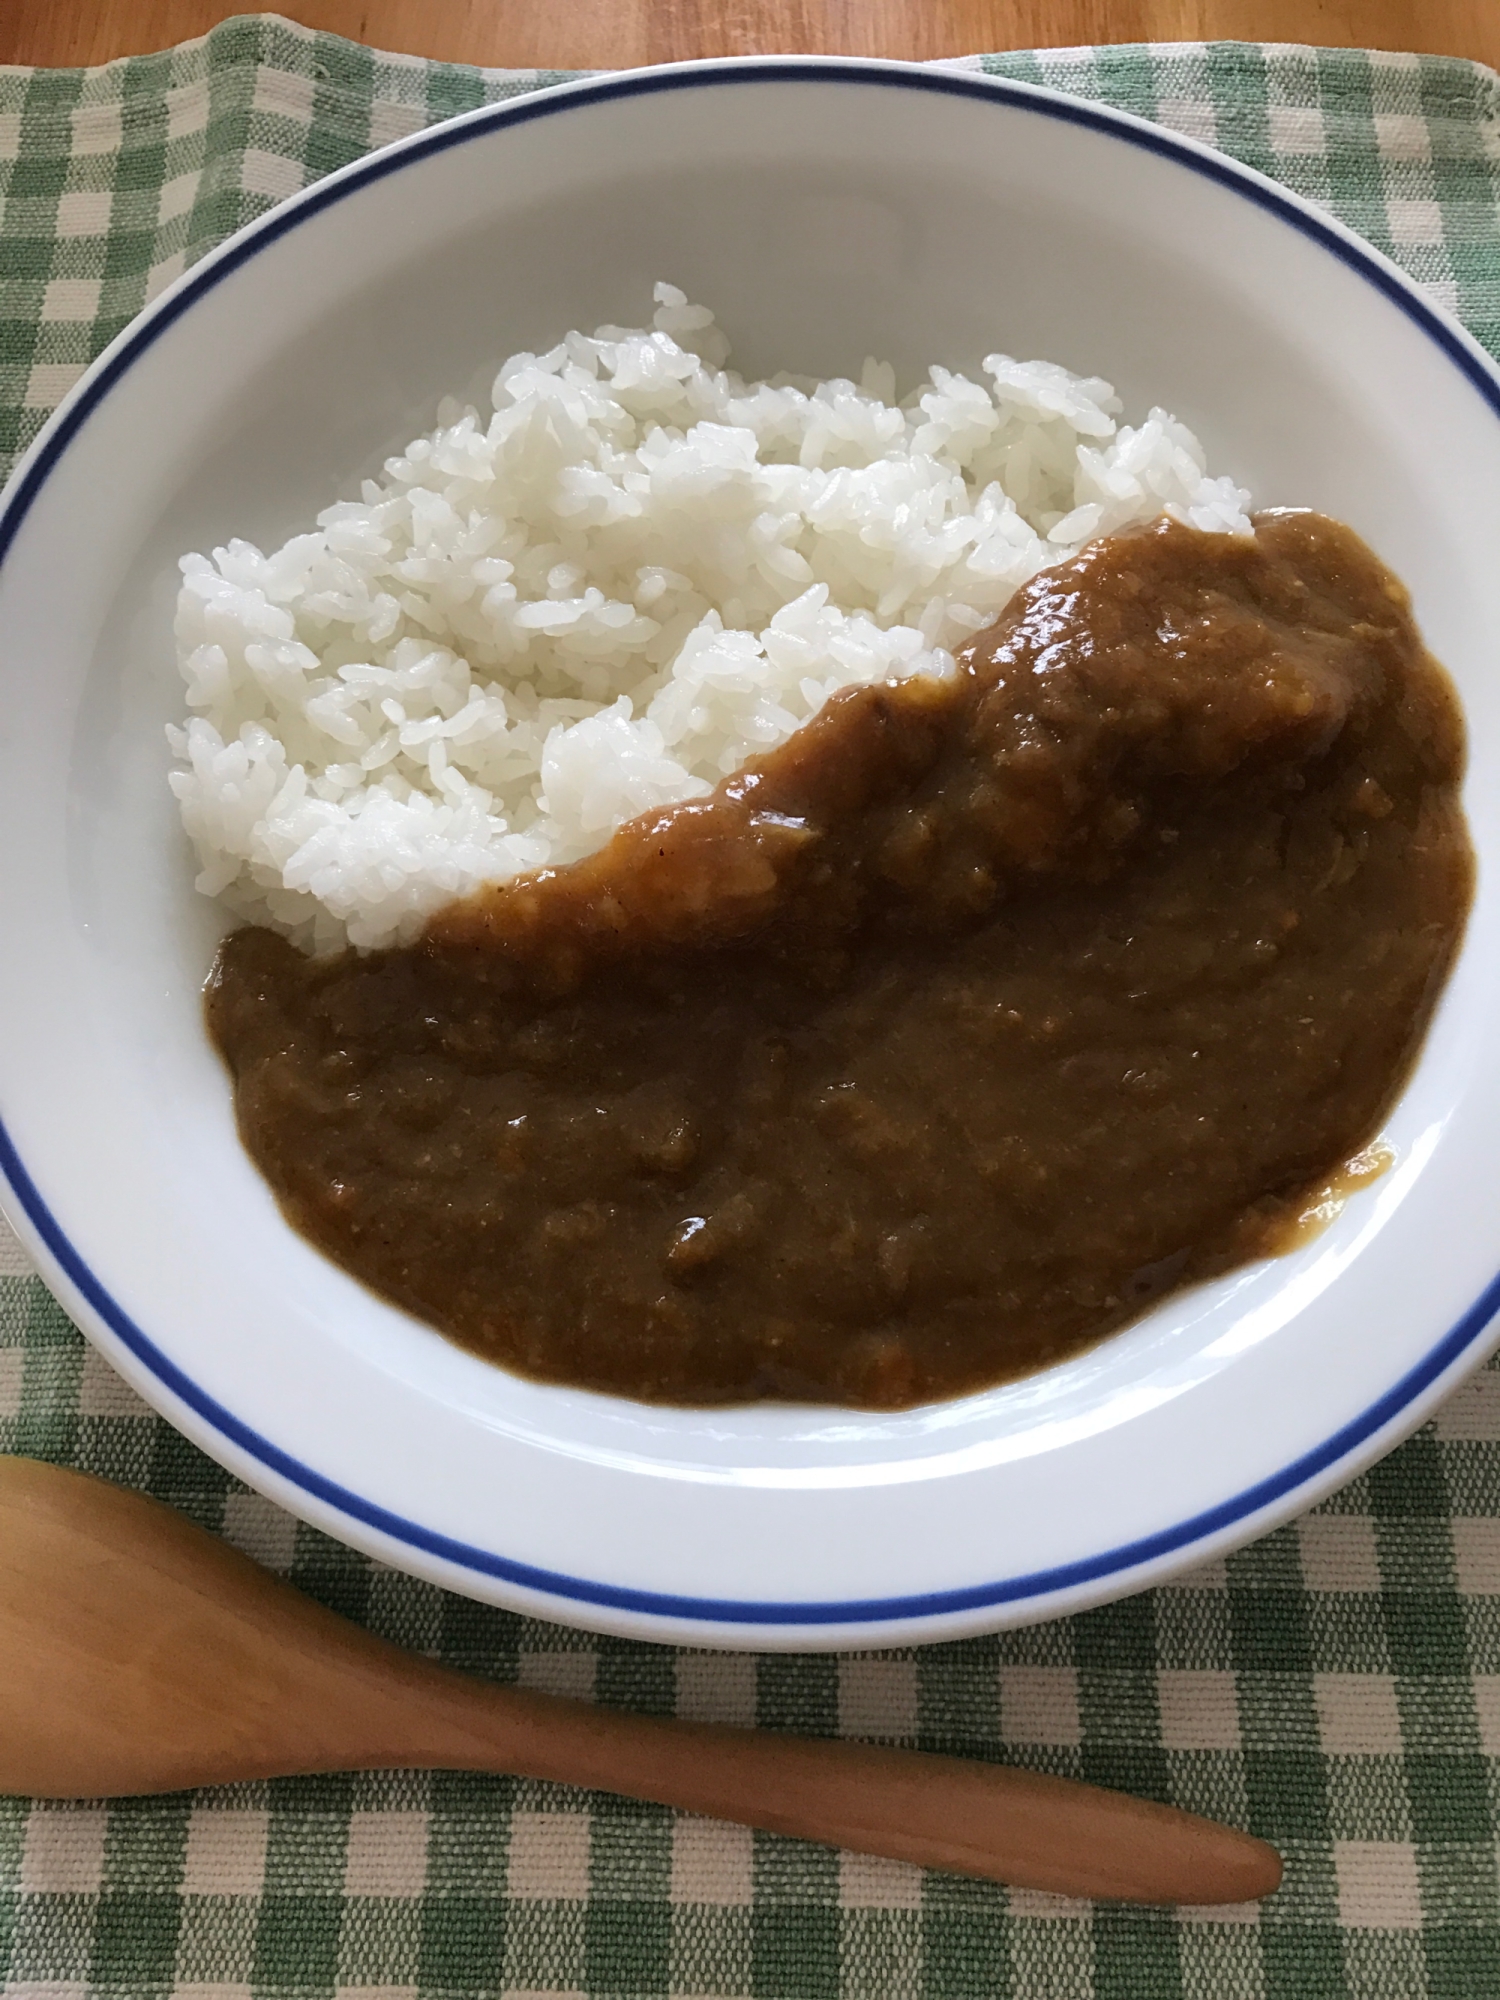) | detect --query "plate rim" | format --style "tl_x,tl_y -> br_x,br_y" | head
2,53 -> 1499,1631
